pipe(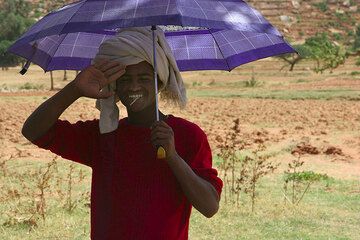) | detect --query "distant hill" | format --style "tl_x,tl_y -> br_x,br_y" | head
246,0 -> 359,45
27,0 -> 360,46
